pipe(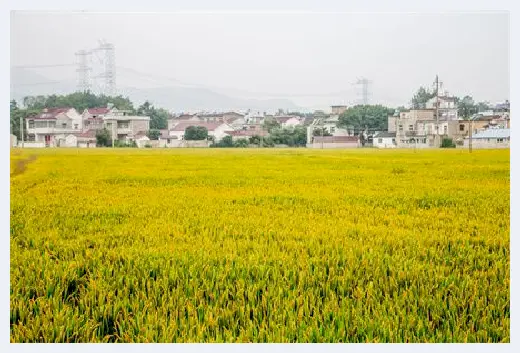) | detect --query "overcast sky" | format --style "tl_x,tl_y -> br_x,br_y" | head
10,11 -> 509,108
